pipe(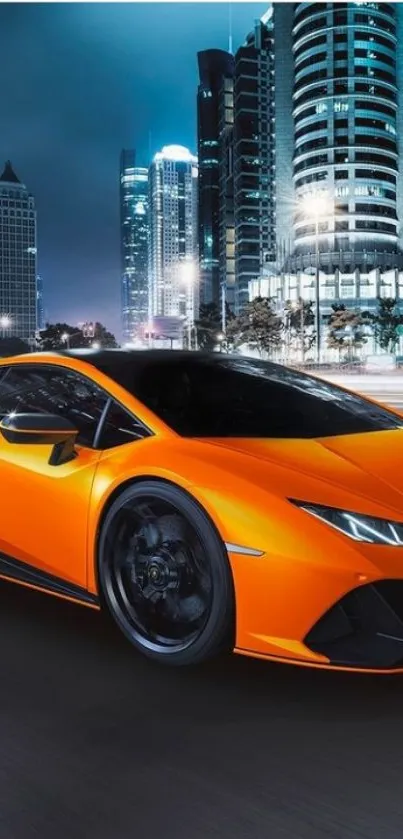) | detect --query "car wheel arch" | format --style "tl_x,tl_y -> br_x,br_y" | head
92,475 -> 234,600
